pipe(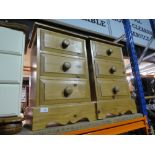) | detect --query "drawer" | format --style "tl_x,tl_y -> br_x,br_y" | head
40,53 -> 87,77
91,41 -> 123,59
94,59 -> 125,77
96,99 -> 137,119
40,29 -> 86,56
0,27 -> 25,54
0,84 -> 20,117
0,53 -> 22,83
40,78 -> 90,105
97,78 -> 130,99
